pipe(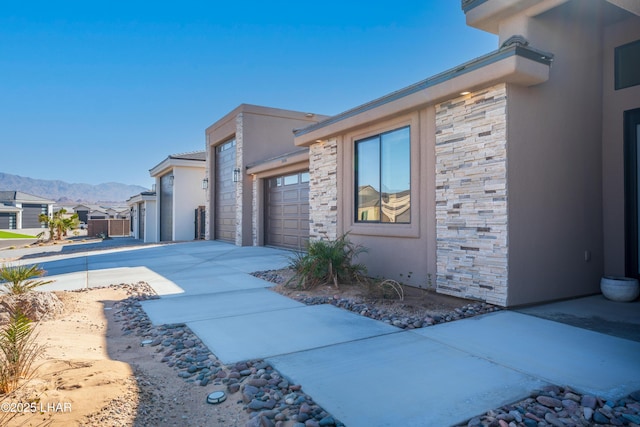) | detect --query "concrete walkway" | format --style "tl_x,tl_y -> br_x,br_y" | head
6,240 -> 640,426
